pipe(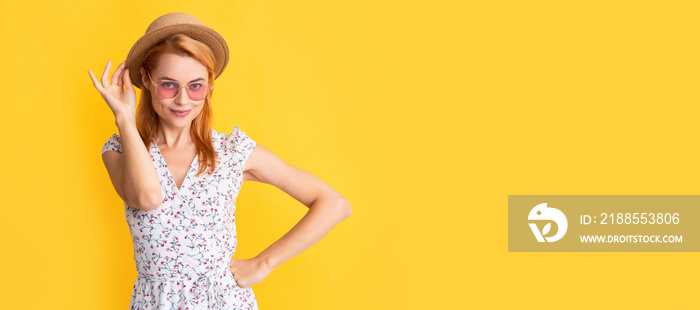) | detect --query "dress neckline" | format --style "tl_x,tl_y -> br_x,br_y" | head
151,138 -> 199,196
